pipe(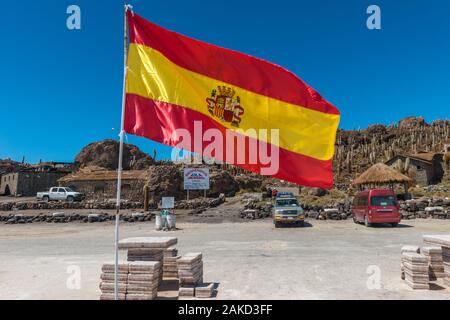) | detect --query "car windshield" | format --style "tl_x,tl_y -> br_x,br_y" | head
277,192 -> 294,198
371,195 -> 397,206
276,199 -> 299,206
